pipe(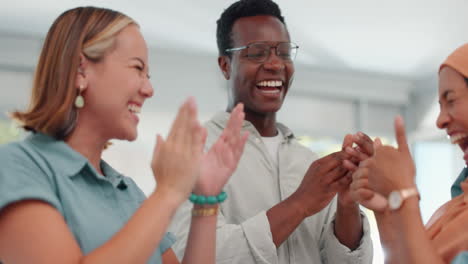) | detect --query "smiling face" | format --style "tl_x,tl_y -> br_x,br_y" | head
436,66 -> 468,164
219,15 -> 294,116
81,25 -> 153,141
